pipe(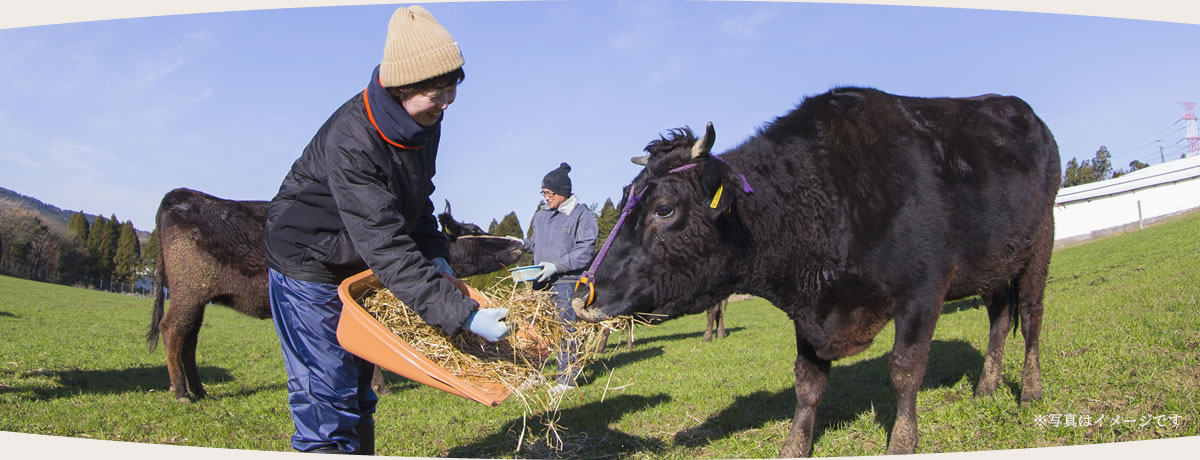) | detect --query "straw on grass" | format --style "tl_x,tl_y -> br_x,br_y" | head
360,279 -> 635,452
